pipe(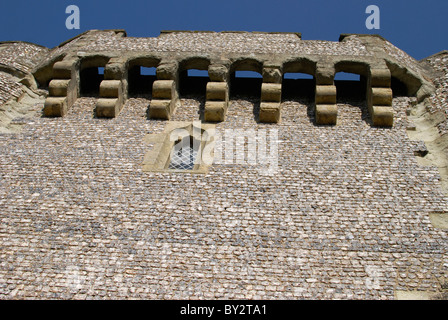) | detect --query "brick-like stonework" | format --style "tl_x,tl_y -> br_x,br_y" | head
0,30 -> 447,300
0,93 -> 447,299
0,72 -> 23,106
0,42 -> 49,74
424,52 -> 448,134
